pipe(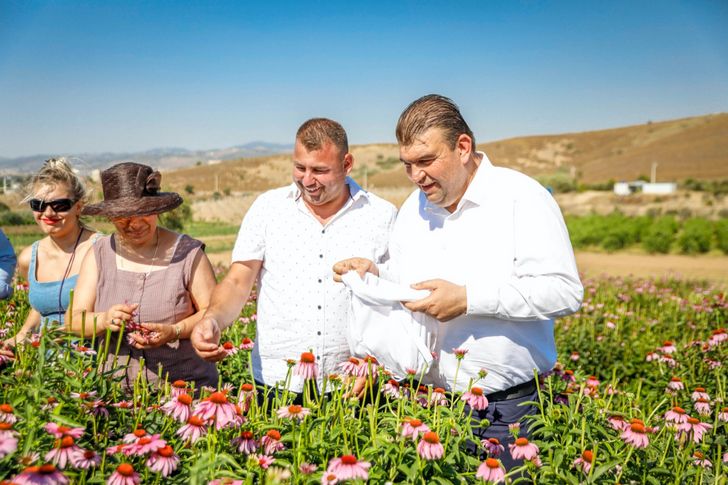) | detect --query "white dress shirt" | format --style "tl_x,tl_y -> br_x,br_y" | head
232,177 -> 397,392
381,153 -> 583,393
